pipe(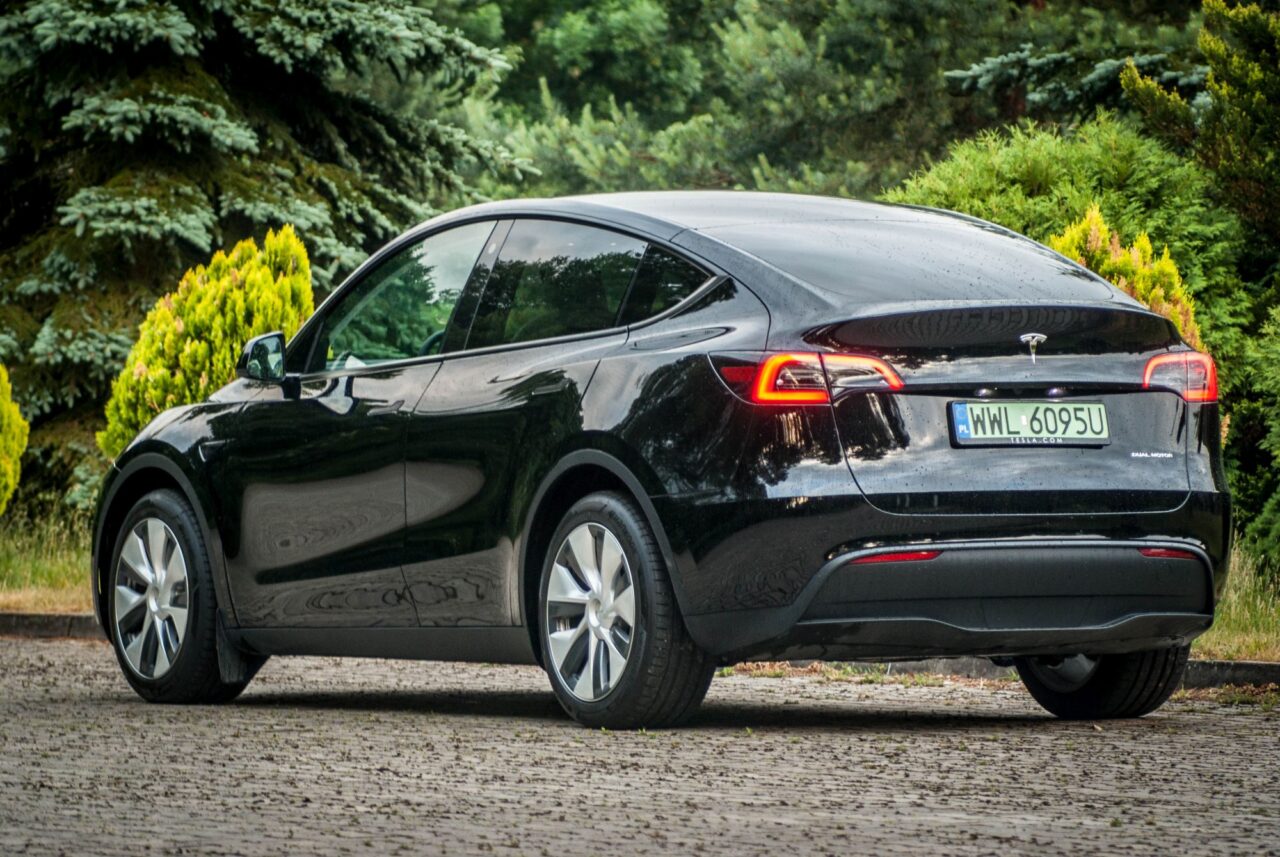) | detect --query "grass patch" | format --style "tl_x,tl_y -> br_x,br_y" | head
0,514 -> 92,613
728,661 -> 949,686
1173,683 -> 1280,712
1193,548 -> 1280,662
